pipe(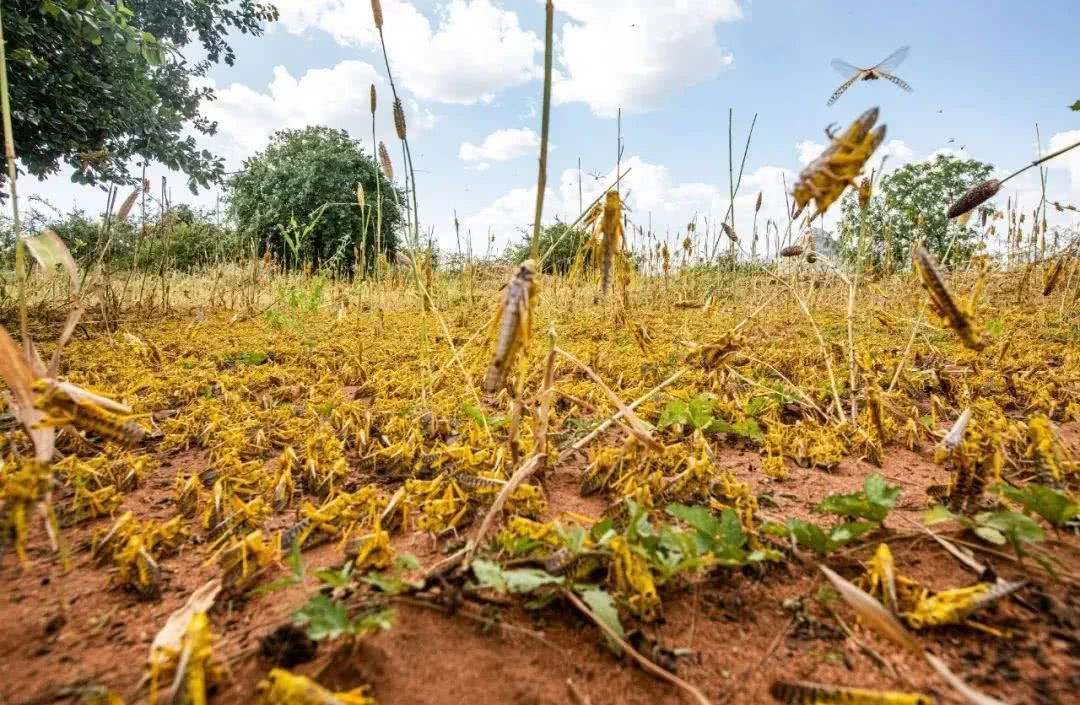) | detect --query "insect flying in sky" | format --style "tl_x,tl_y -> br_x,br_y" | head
827,46 -> 912,106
